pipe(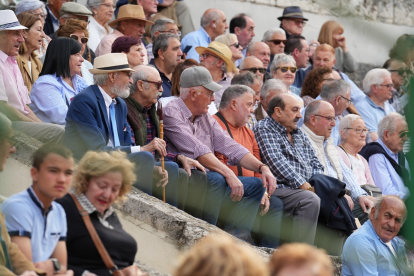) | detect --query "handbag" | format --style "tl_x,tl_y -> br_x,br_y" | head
70,194 -> 147,276
360,184 -> 382,198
